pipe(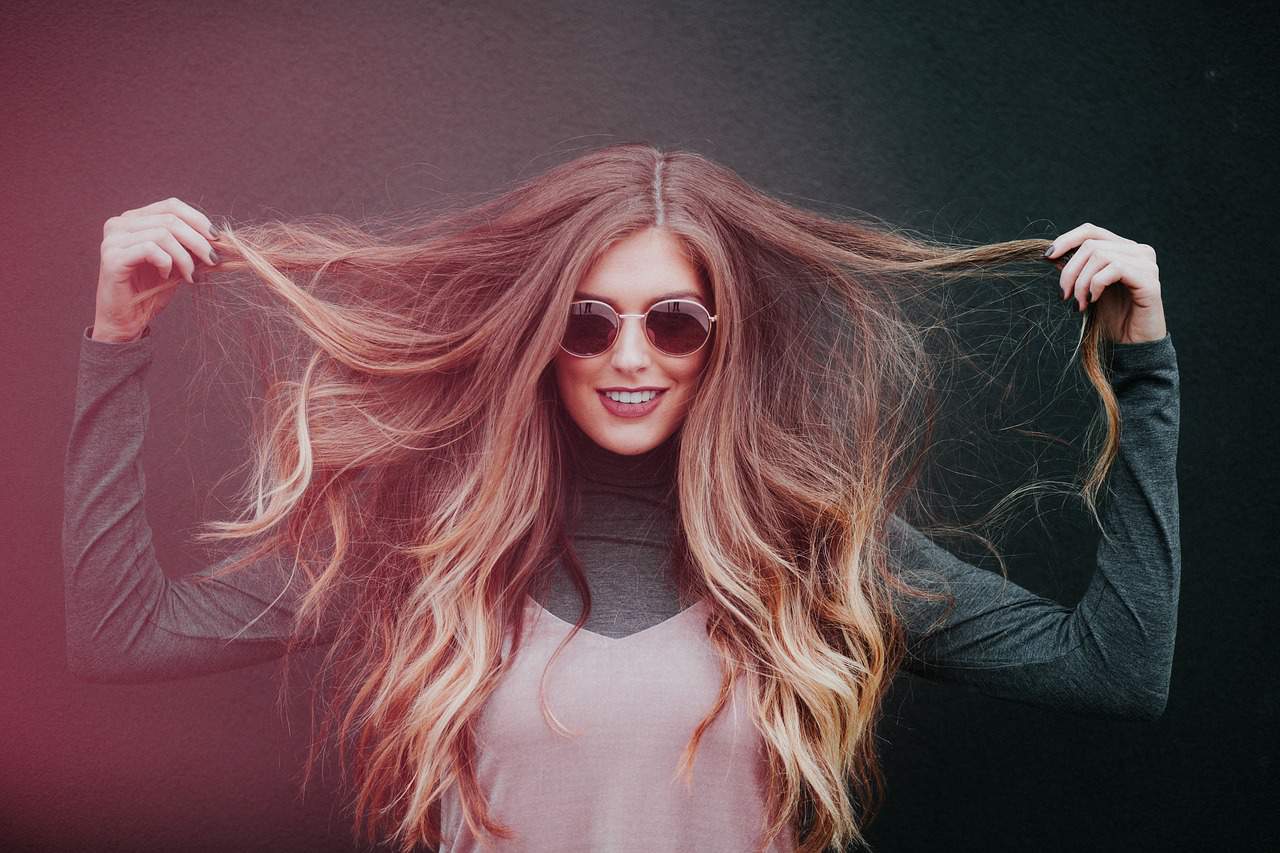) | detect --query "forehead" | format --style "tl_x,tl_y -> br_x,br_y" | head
573,228 -> 709,307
